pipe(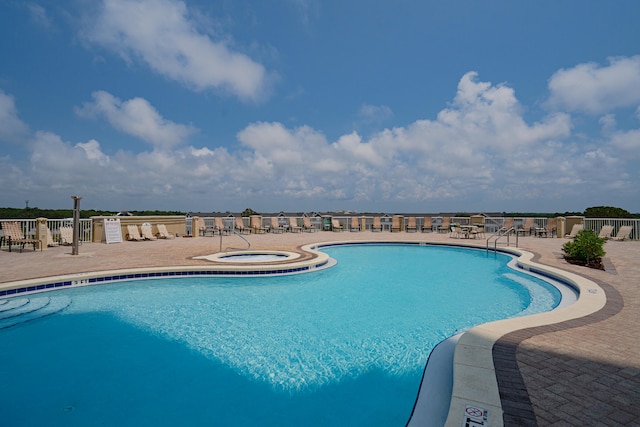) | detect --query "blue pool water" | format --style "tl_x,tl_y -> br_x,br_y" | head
0,244 -> 561,426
